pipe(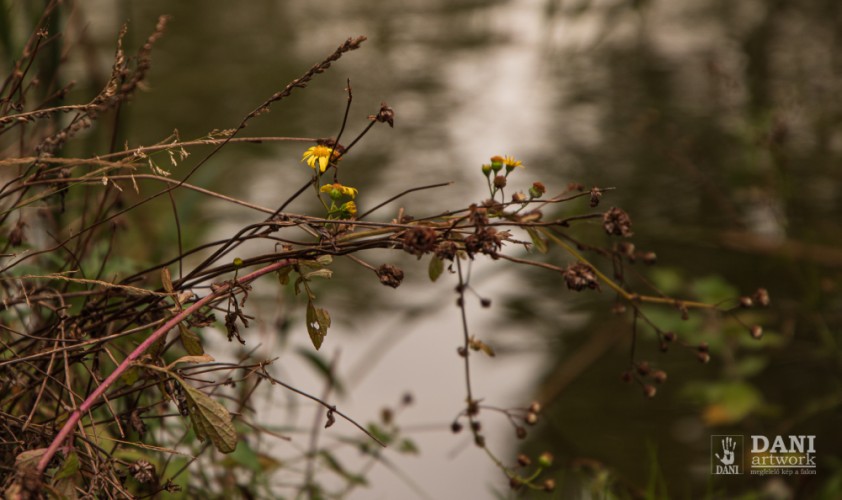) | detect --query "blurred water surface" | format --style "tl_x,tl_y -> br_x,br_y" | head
75,0 -> 842,497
